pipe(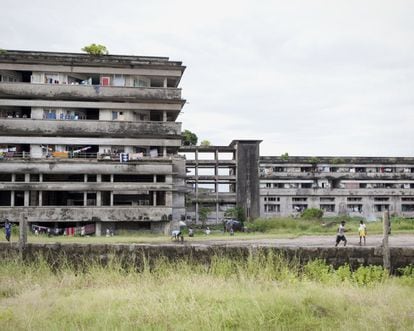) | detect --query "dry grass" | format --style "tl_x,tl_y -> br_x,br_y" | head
1,255 -> 413,330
